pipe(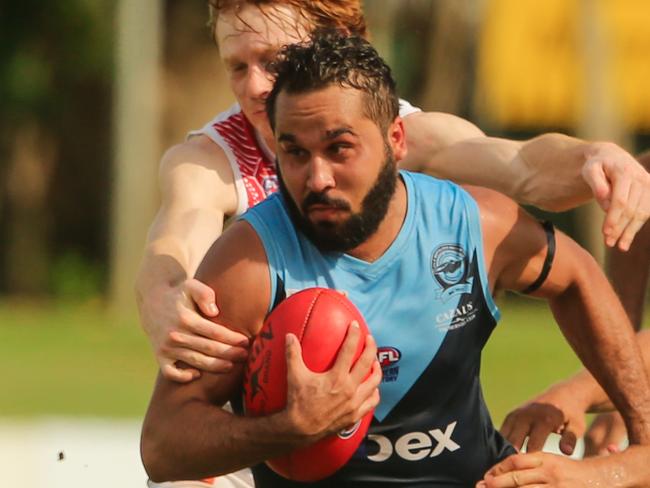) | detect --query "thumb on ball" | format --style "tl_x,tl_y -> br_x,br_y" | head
285,333 -> 305,374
